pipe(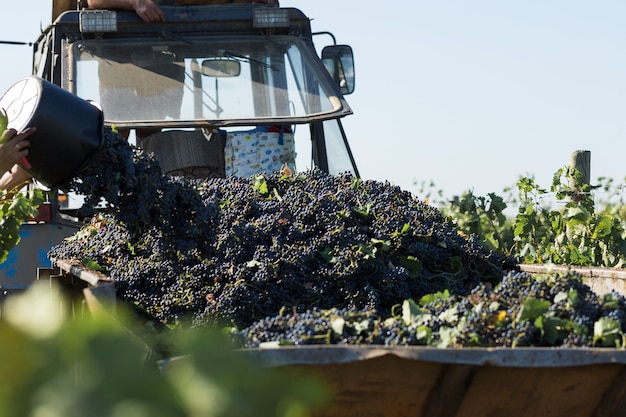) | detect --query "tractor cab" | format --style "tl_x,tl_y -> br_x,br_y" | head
36,3 -> 359,179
